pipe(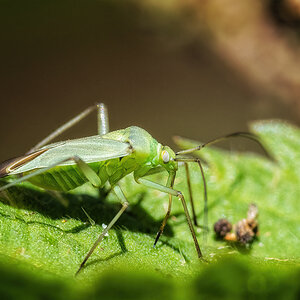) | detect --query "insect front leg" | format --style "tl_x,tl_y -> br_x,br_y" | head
76,184 -> 129,275
27,103 -> 109,153
184,163 -> 198,227
175,158 -> 208,241
153,194 -> 172,247
136,177 -> 202,258
152,172 -> 175,247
